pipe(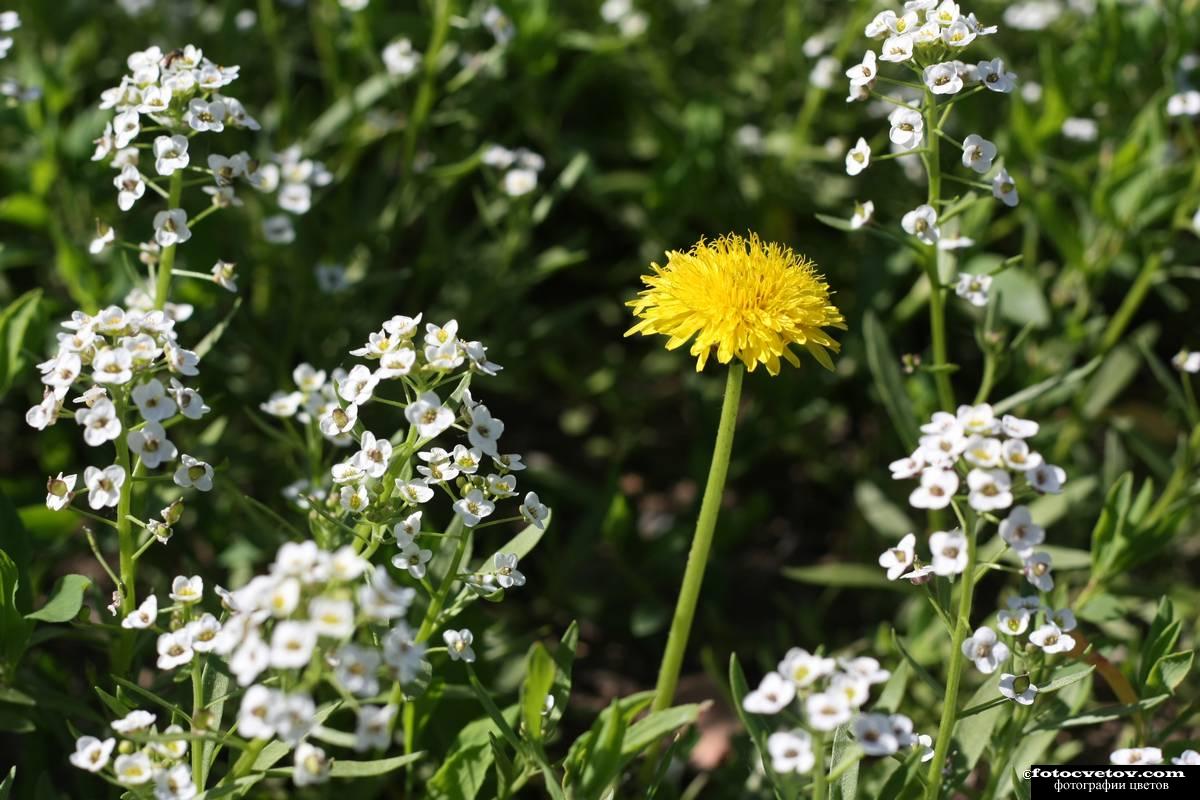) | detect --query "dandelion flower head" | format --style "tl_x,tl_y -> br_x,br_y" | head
625,233 -> 846,375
